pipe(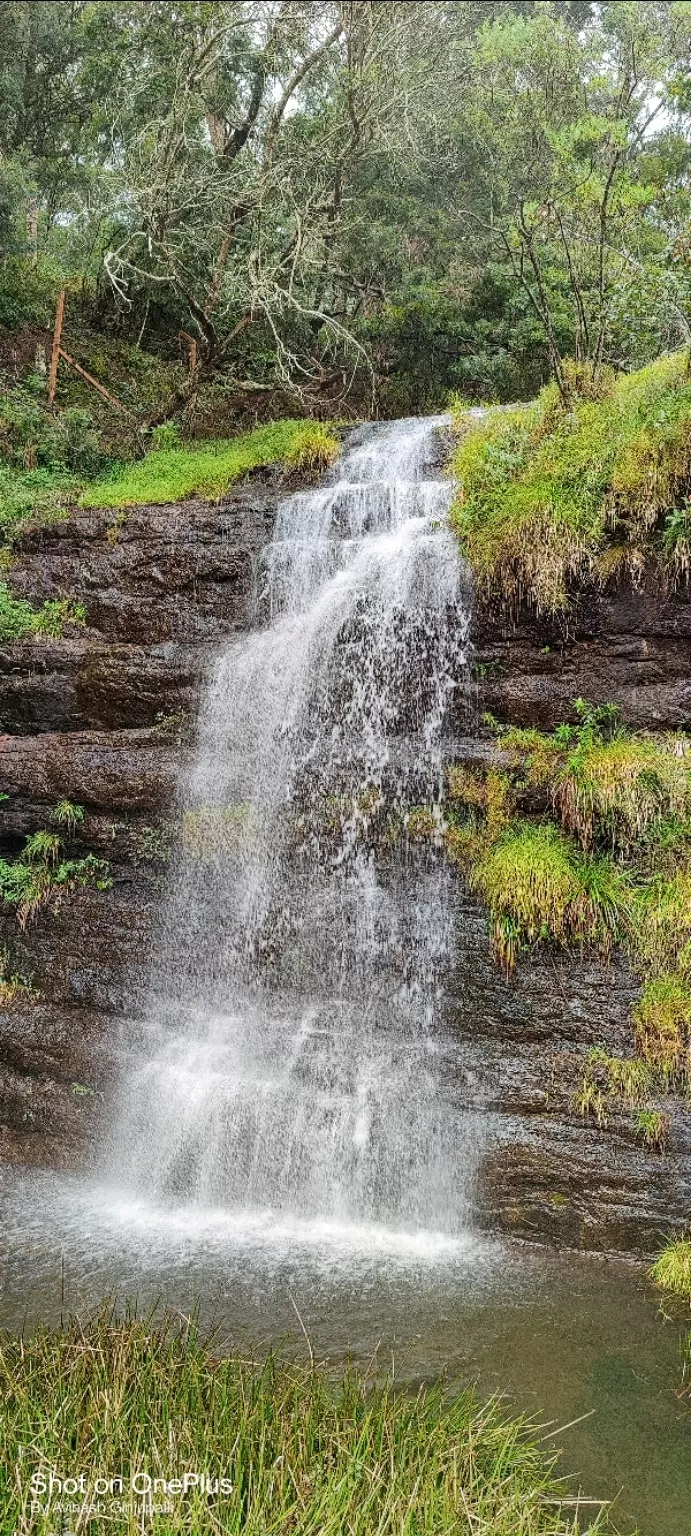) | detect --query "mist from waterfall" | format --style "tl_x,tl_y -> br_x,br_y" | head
106,416 -> 475,1239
